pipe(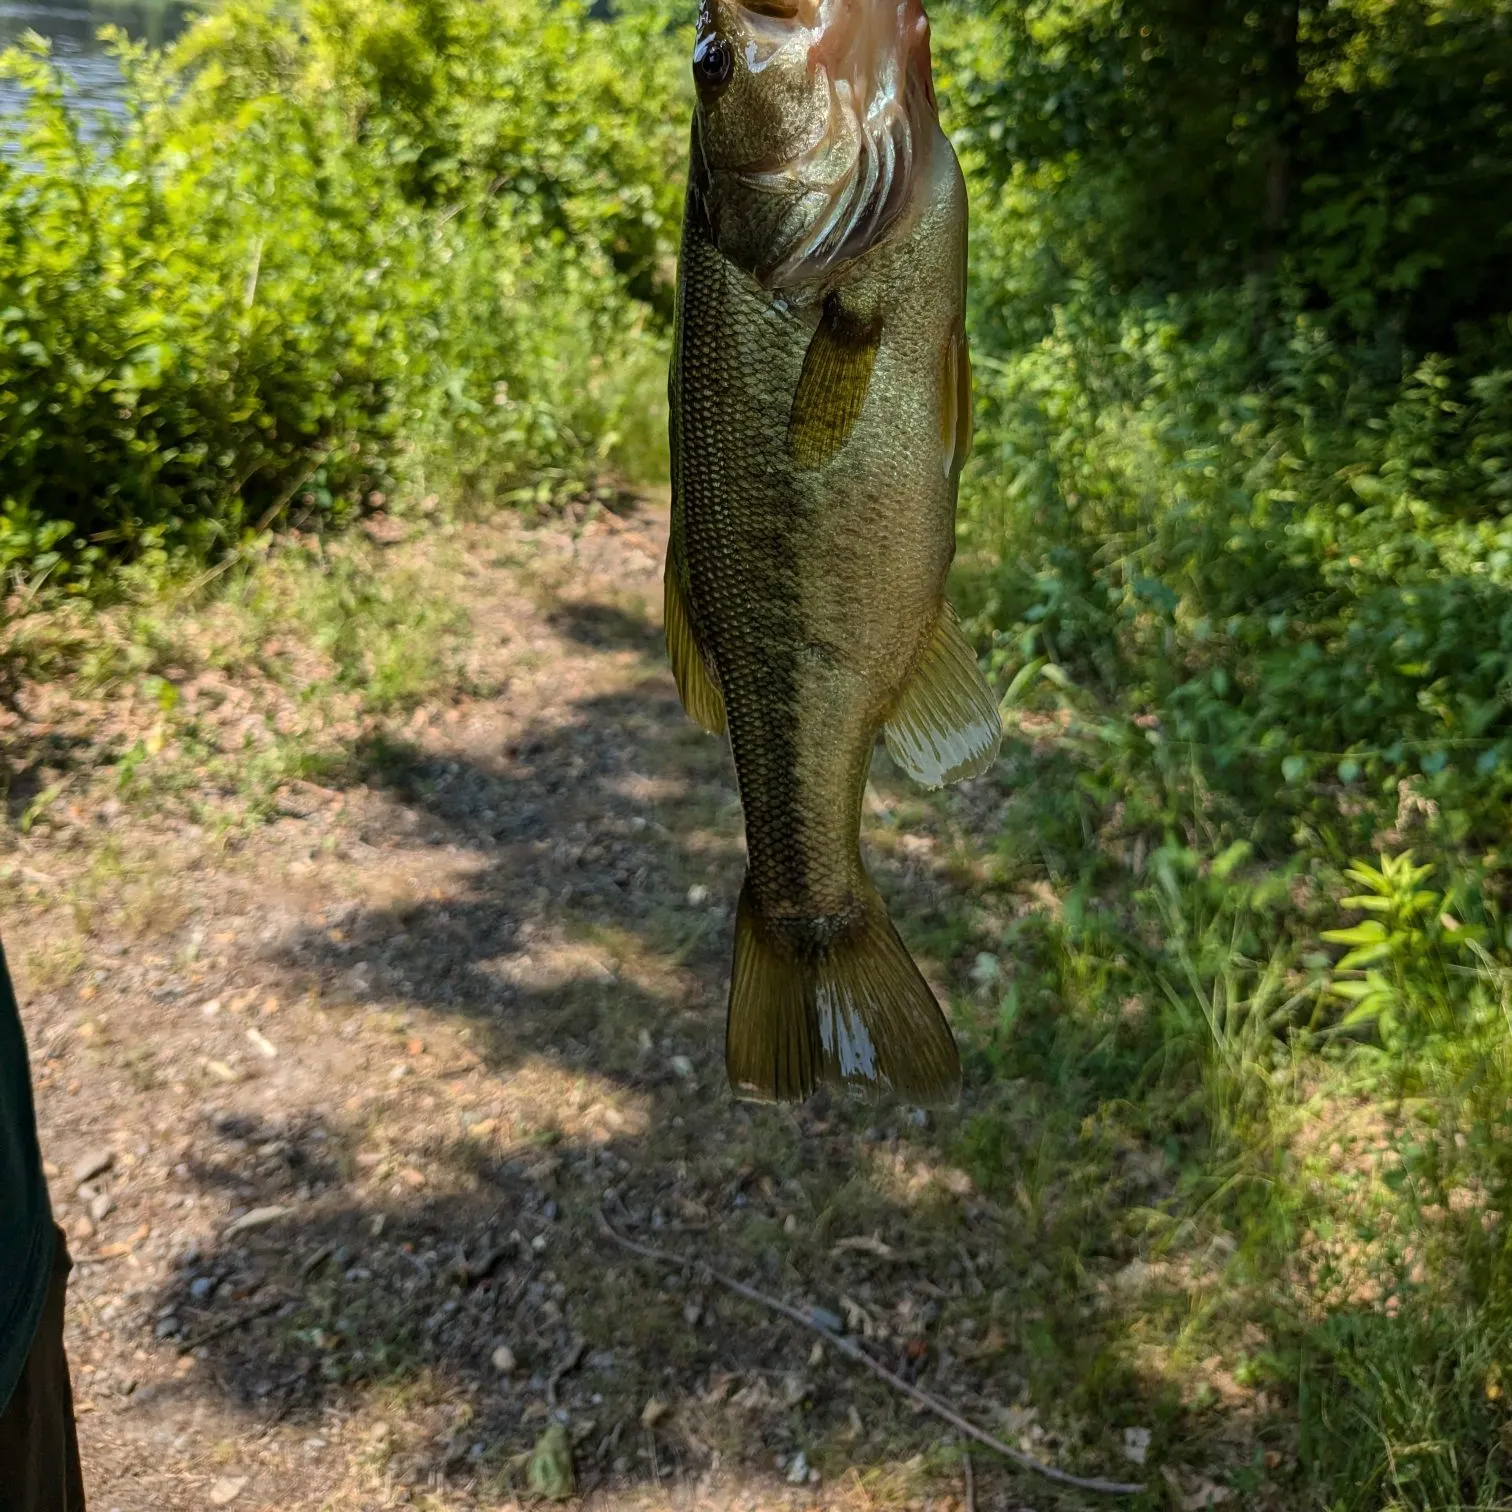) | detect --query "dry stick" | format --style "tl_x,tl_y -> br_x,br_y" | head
177,1296 -> 284,1356
546,1335 -> 586,1409
962,1441 -> 977,1512
596,1211 -> 1144,1499
458,1238 -> 516,1287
